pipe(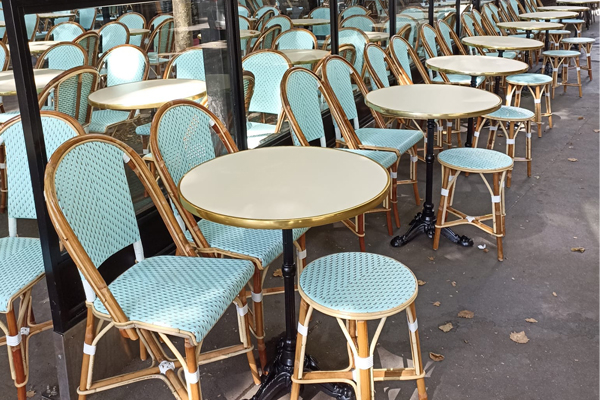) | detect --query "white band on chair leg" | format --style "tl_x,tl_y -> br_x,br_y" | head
474,131 -> 480,137
447,122 -> 453,127
545,92 -> 550,97
251,291 -> 263,303
185,368 -> 200,384
437,125 -> 442,132
8,218 -> 16,238
21,327 -> 30,336
0,163 -> 5,169
159,361 -> 175,375
411,156 -> 418,163
526,132 -> 532,138
466,216 -> 475,222
354,355 -> 373,370
516,89 -> 522,94
236,303 -> 248,316
390,171 -> 397,179
441,188 -> 449,196
577,67 -> 581,71
122,154 -> 131,163
6,334 -> 21,347
133,240 -> 145,262
297,249 -> 307,260
506,138 -> 515,145
505,95 -> 512,101
492,195 -> 501,203
489,126 -> 498,131
83,343 -> 96,355
297,322 -> 308,336
534,99 -> 541,104
408,318 -> 418,332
